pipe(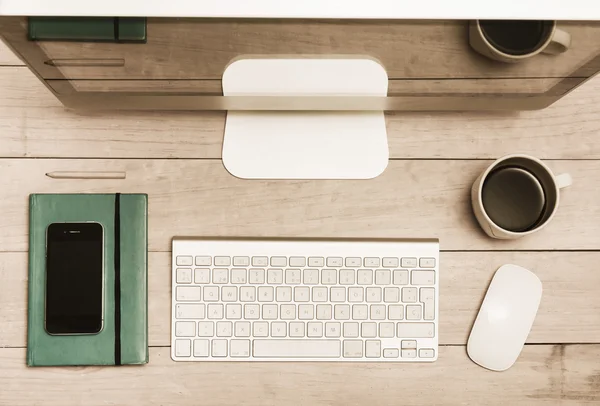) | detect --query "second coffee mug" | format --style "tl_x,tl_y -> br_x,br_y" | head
471,154 -> 572,239
470,20 -> 571,63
